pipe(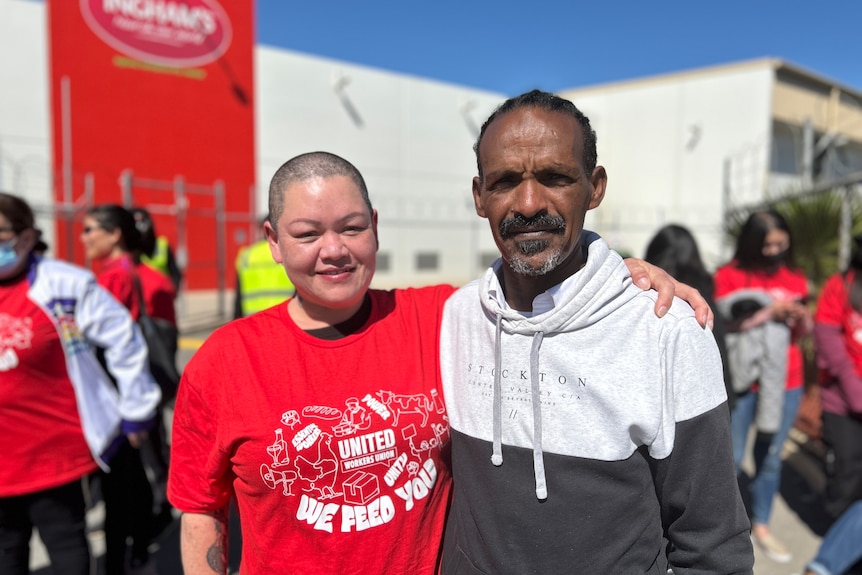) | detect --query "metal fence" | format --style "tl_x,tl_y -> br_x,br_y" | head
26,169 -> 257,329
